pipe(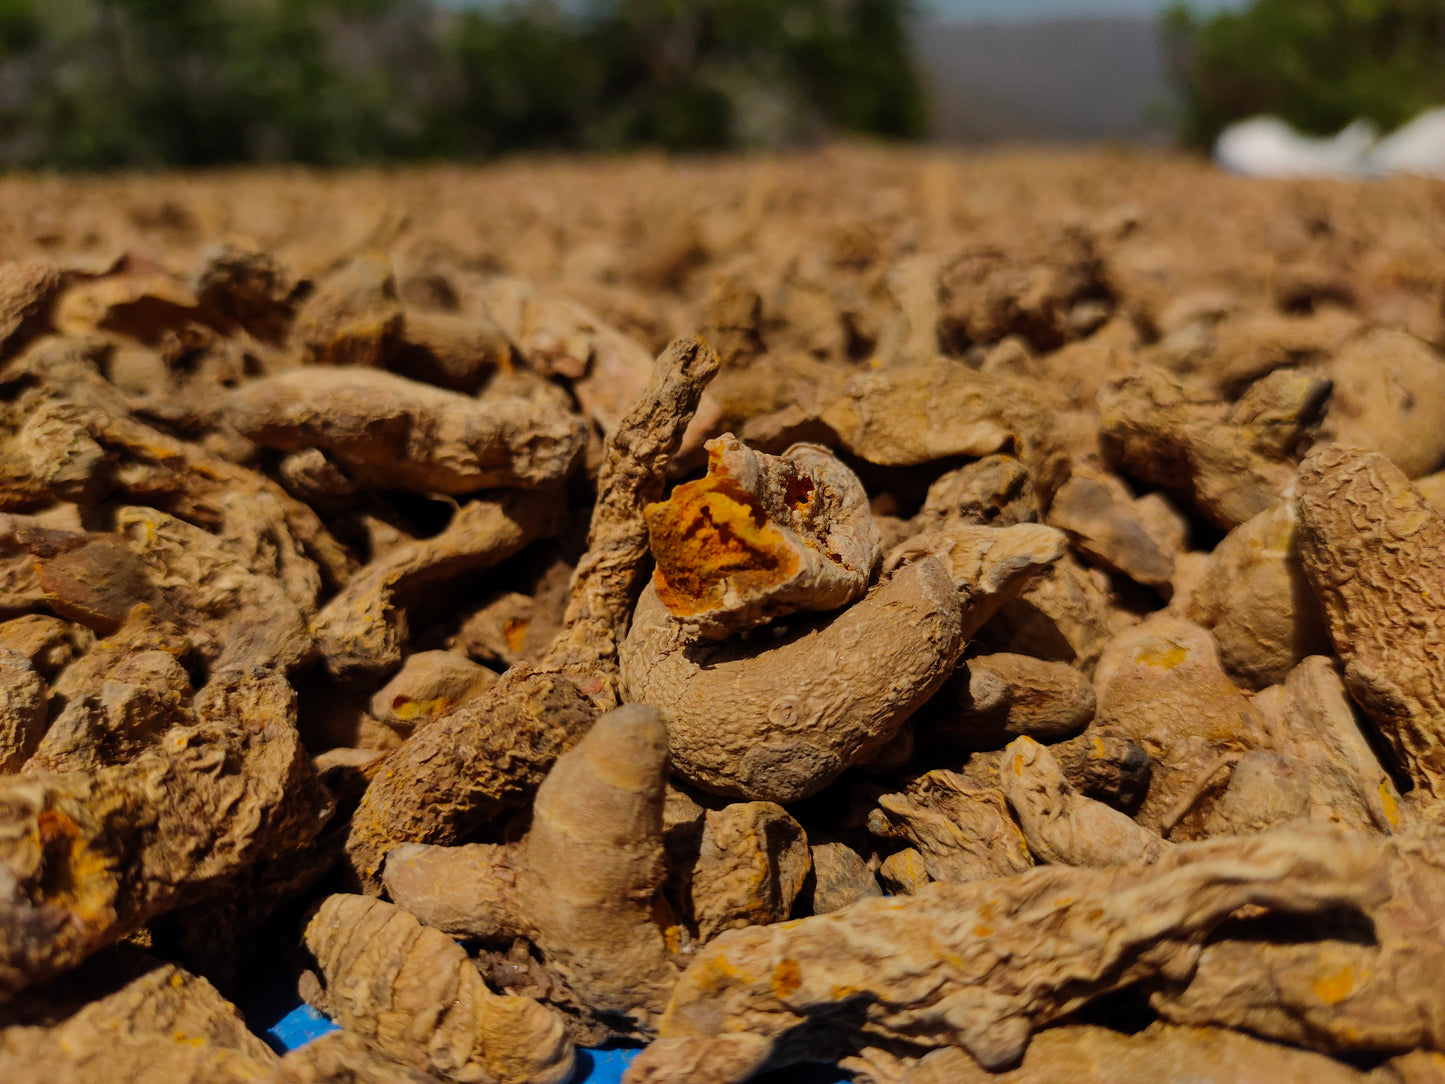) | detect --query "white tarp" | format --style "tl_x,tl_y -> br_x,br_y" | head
1215,109 -> 1445,178
1369,107 -> 1445,176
